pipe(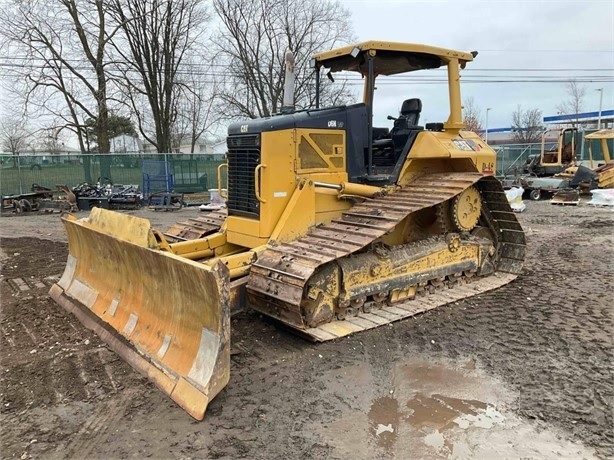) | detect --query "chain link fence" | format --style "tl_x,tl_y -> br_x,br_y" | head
0,153 -> 226,197
3,139 -> 606,197
492,143 -> 550,177
493,135 -> 611,178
